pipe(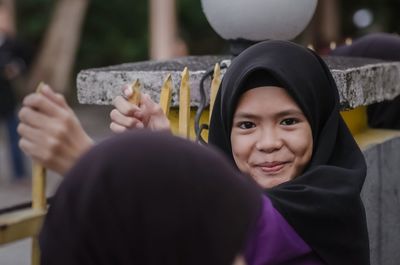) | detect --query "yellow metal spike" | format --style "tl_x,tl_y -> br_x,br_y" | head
160,74 -> 173,116
179,67 -> 191,138
32,82 -> 48,265
32,164 -> 46,210
32,237 -> 41,265
209,63 -> 221,123
128,79 -> 142,105
32,82 -> 47,211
